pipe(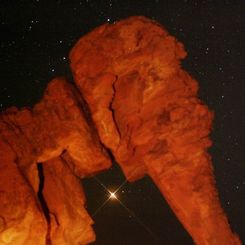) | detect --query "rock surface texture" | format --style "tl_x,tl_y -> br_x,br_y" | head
0,77 -> 110,244
70,16 -> 241,245
0,16 -> 241,244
